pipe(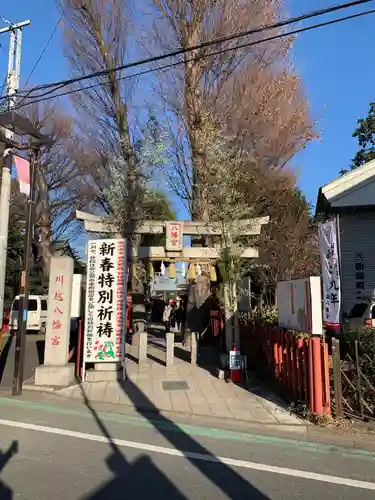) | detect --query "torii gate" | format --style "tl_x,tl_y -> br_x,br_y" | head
76,211 -> 269,354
